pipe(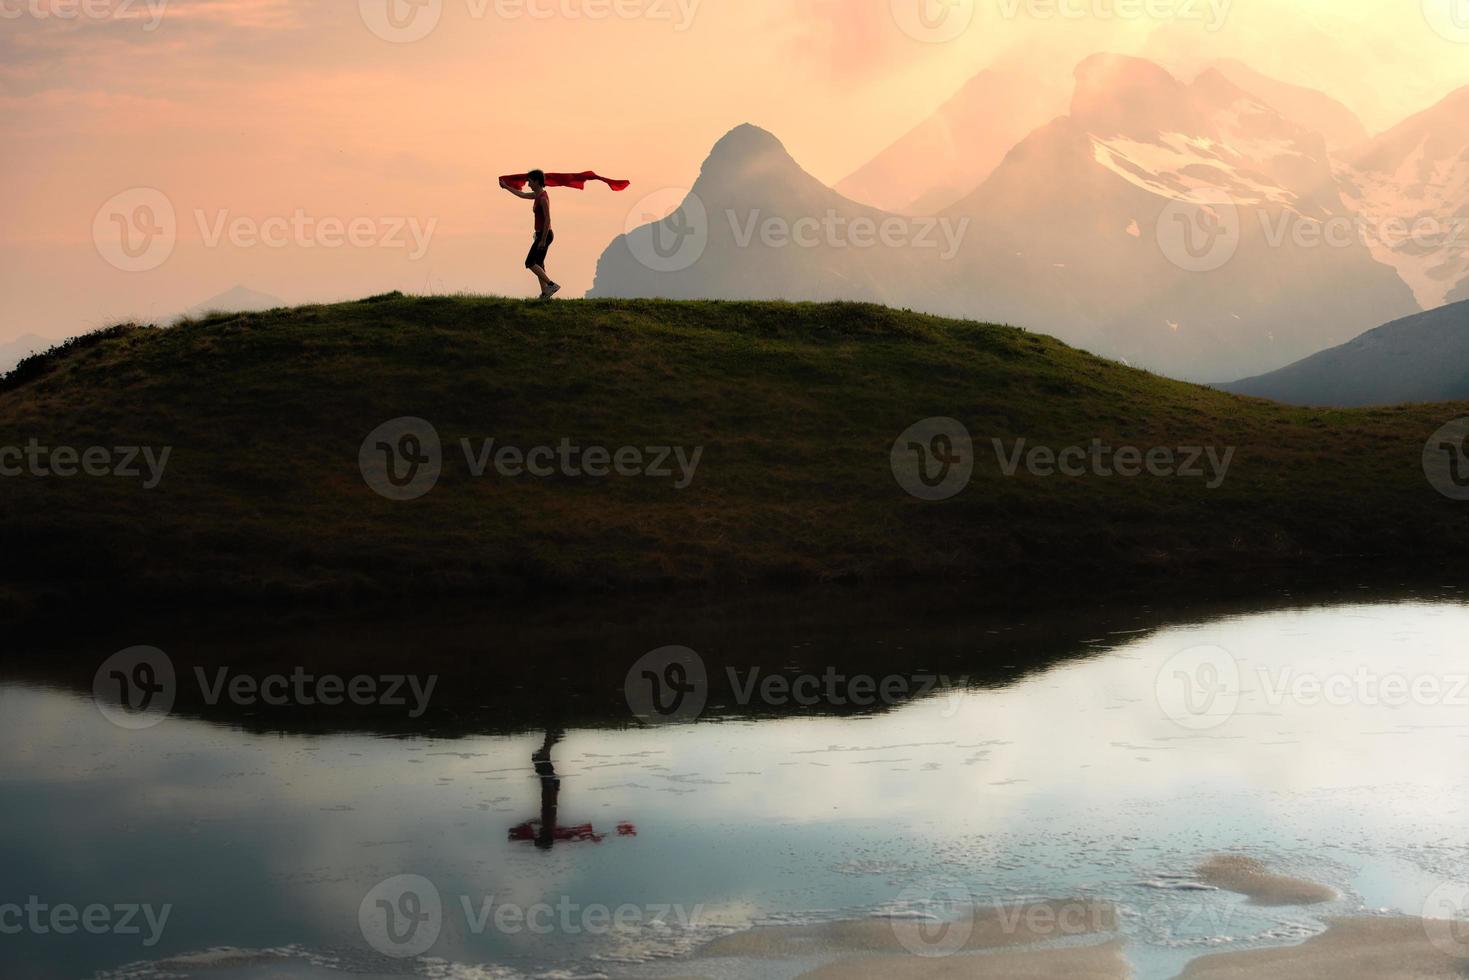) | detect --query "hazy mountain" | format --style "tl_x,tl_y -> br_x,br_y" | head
944,53 -> 1417,380
834,67 -> 1068,215
1337,86 -> 1469,311
0,333 -> 53,375
1221,300 -> 1469,406
1201,58 -> 1368,151
590,56 -> 1419,382
186,285 -> 284,320
1138,12 -> 1455,136
588,124 -> 948,307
